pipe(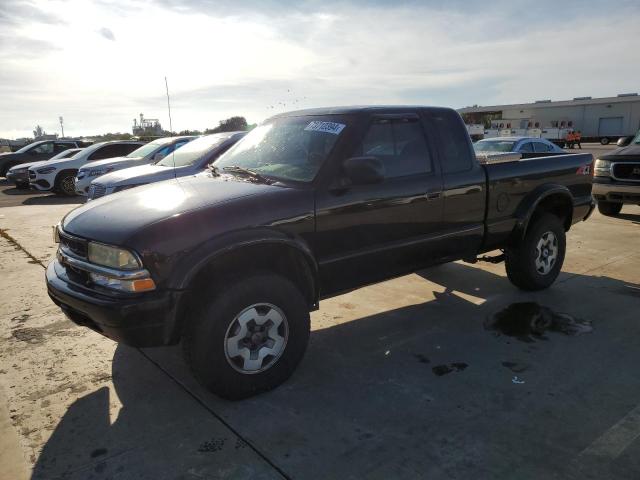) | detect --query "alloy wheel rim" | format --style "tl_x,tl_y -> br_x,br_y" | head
224,303 -> 288,374
61,176 -> 75,194
534,231 -> 558,275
